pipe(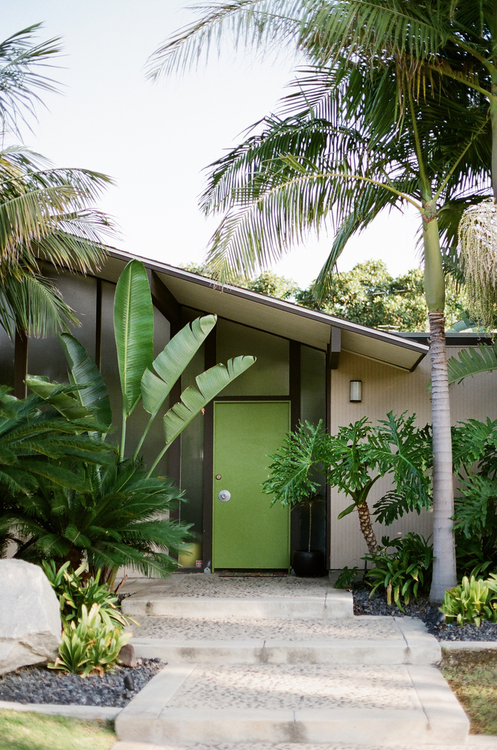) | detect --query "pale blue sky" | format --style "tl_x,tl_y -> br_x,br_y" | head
6,0 -> 421,286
